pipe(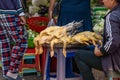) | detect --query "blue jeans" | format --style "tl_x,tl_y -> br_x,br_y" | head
74,49 -> 103,80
